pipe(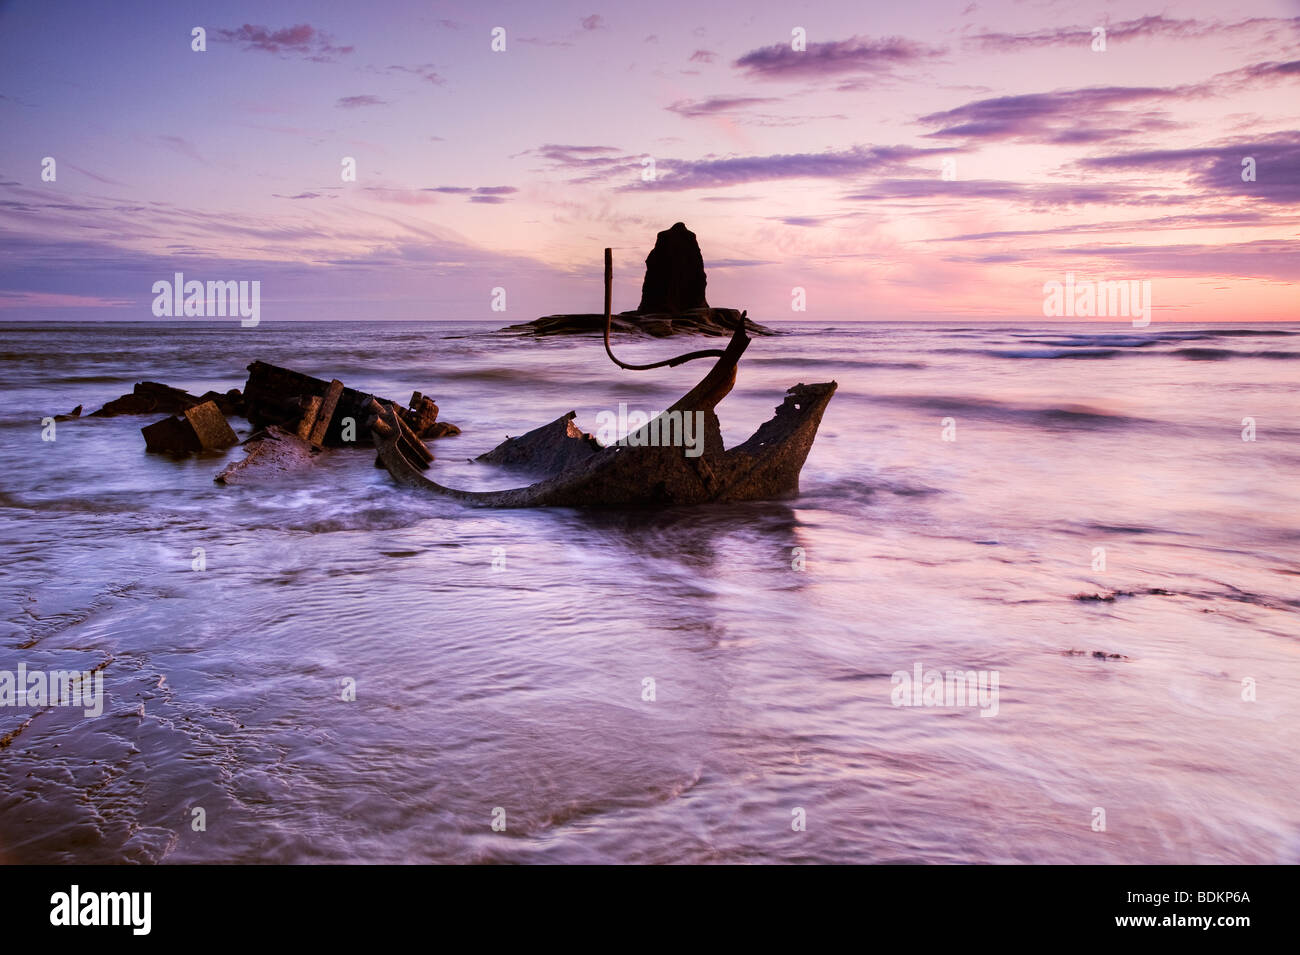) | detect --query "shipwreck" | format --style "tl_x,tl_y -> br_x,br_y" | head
371,249 -> 837,508
77,229 -> 835,507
